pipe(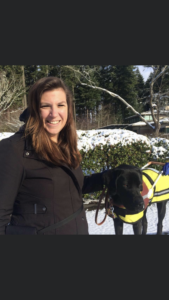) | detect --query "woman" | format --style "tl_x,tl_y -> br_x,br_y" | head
0,77 -> 105,235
